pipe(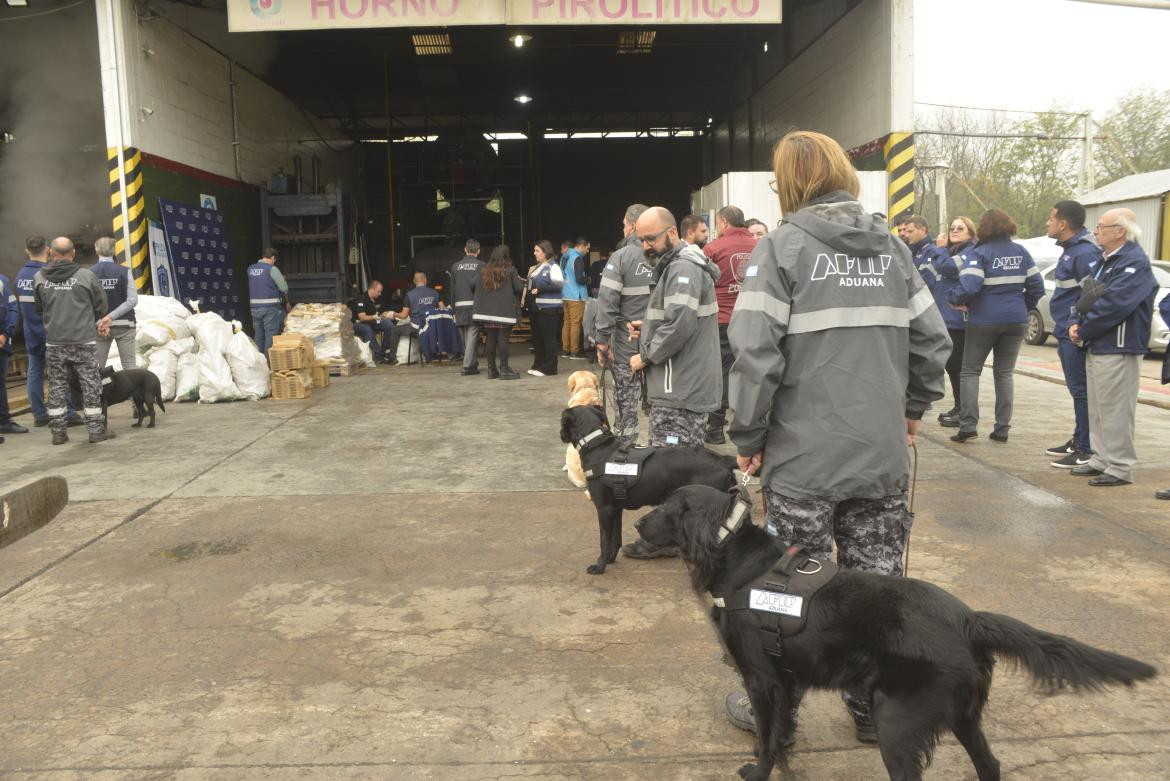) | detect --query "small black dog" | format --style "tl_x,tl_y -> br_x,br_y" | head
72,367 -> 167,428
636,485 -> 1157,781
559,405 -> 737,575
